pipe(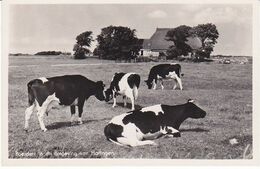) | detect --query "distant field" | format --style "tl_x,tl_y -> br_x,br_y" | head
8,55 -> 252,159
